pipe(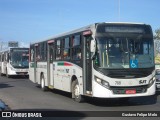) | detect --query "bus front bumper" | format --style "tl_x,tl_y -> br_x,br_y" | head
8,69 -> 29,76
92,81 -> 156,98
